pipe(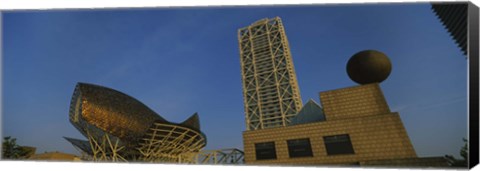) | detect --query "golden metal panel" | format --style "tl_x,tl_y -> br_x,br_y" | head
67,82 -> 207,163
69,83 -> 165,144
